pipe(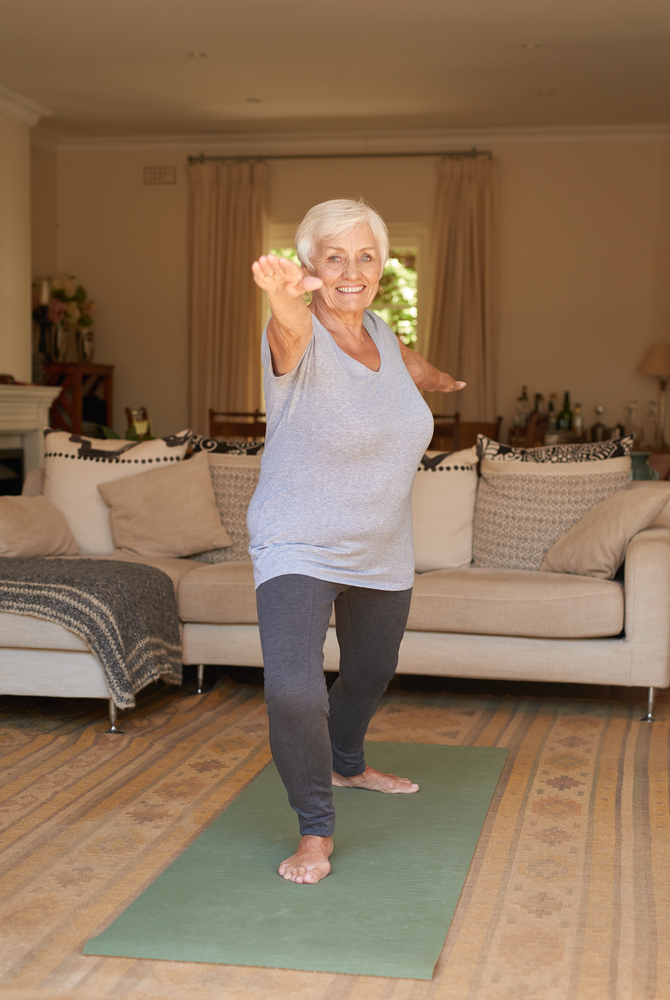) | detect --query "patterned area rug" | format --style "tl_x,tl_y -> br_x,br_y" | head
0,678 -> 668,1000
